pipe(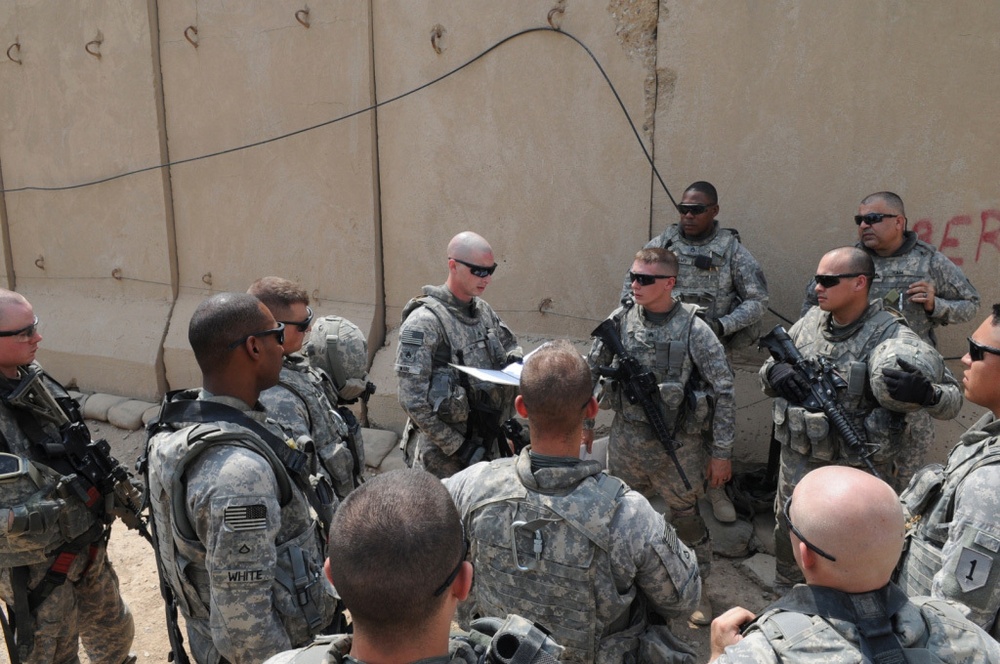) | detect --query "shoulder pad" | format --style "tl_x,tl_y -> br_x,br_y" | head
400,296 -> 429,324
721,227 -> 742,243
